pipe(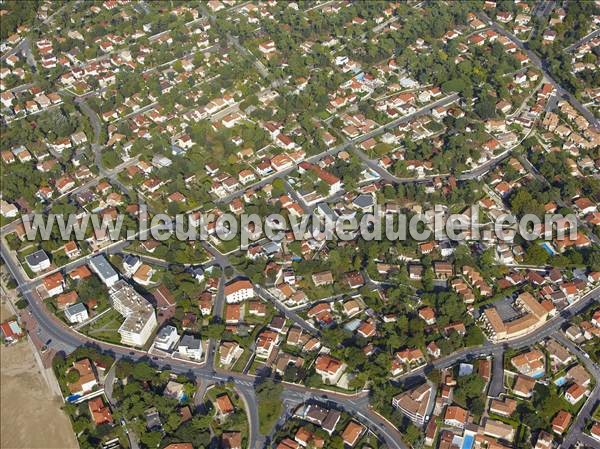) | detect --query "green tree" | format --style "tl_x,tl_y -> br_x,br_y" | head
66,369 -> 80,384
139,430 -> 162,449
523,244 -> 549,266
